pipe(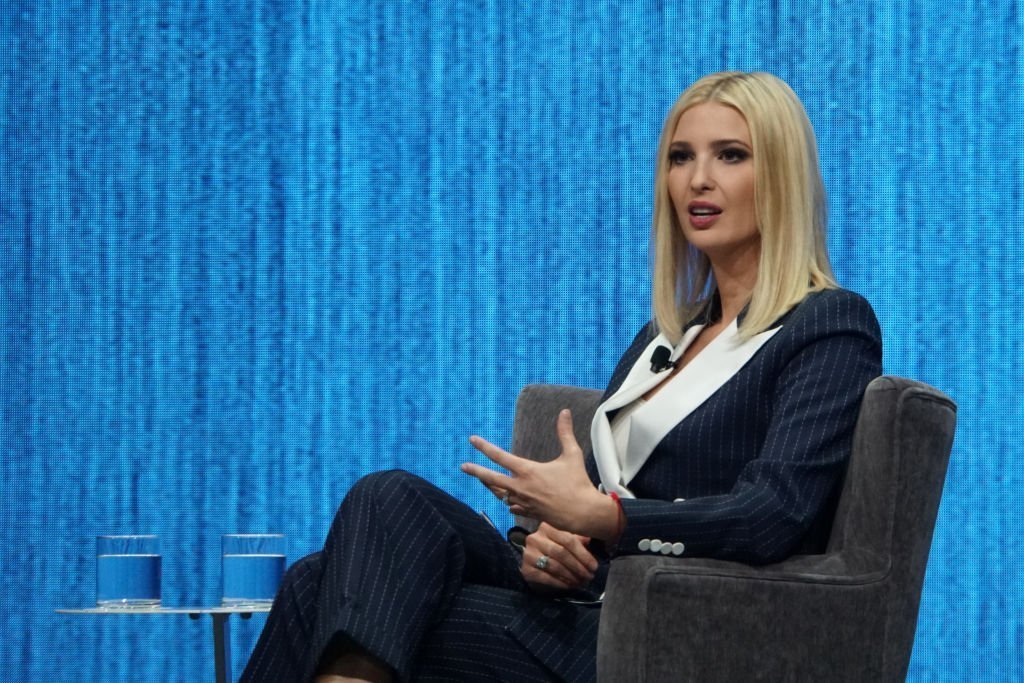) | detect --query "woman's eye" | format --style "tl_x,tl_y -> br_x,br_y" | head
720,148 -> 750,163
668,150 -> 691,166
